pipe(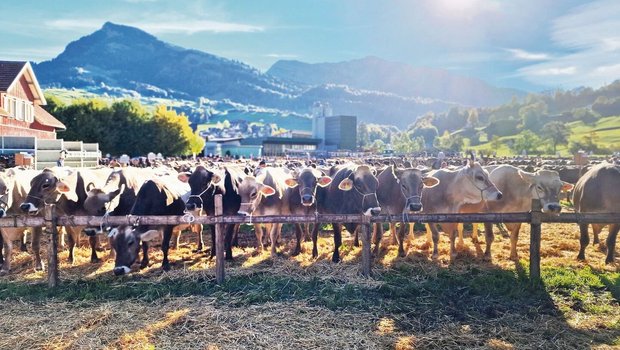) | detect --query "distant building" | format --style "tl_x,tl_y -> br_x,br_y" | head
203,137 -> 262,158
312,114 -> 357,151
241,136 -> 321,157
